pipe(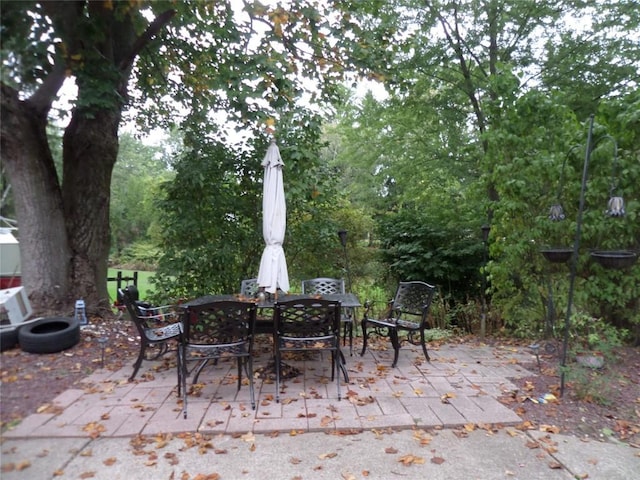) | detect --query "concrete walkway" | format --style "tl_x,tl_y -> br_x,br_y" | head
2,341 -> 639,479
